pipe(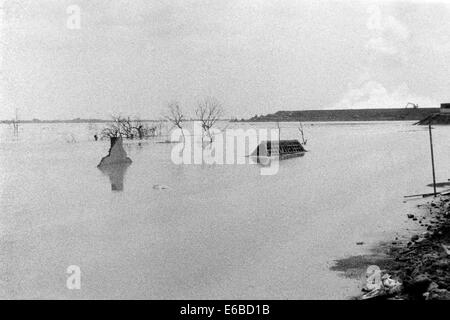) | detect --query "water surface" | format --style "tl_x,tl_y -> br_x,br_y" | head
1,121 -> 449,299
